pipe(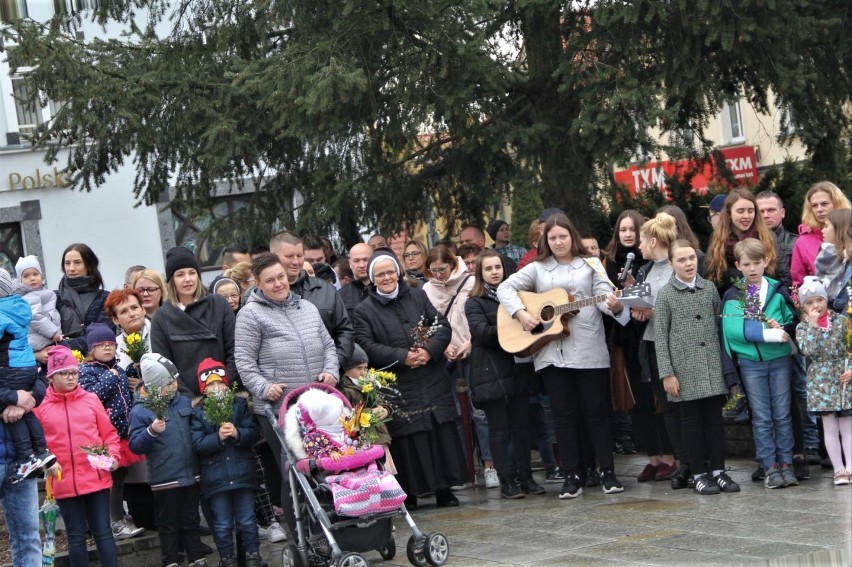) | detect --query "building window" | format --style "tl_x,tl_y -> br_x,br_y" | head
0,222 -> 24,275
0,0 -> 27,23
670,127 -> 697,153
11,75 -> 44,137
172,197 -> 257,270
721,101 -> 745,145
779,103 -> 799,136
